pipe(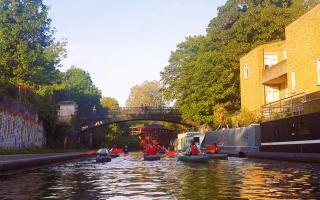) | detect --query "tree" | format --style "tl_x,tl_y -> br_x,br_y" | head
101,97 -> 119,110
0,0 -> 66,86
105,123 -> 121,147
126,80 -> 166,107
160,0 -> 320,126
58,66 -> 102,117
